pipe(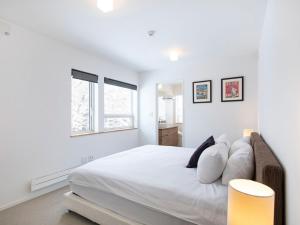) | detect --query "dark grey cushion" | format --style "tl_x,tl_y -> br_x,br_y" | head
186,136 -> 215,168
